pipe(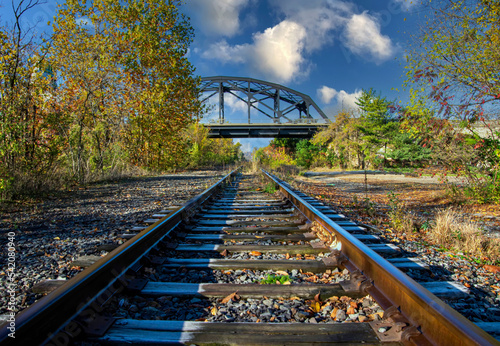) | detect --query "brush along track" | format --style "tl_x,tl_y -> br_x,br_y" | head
0,171 -> 498,345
